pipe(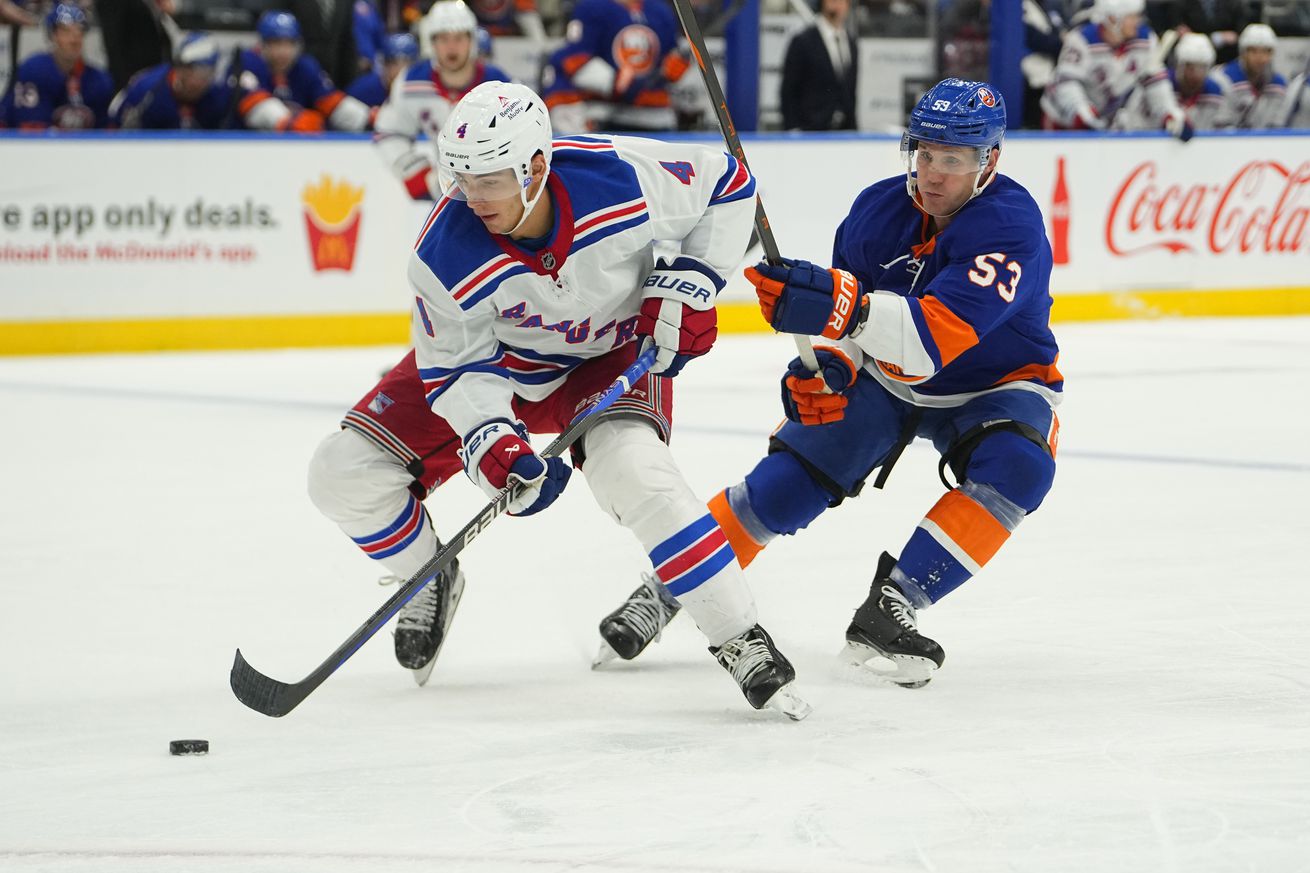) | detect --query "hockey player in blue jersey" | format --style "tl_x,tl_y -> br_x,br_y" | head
236,10 -> 371,131
3,4 -> 113,130
307,81 -> 810,719
110,32 -> 299,131
598,79 -> 1062,690
346,32 -> 418,108
541,0 -> 695,133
